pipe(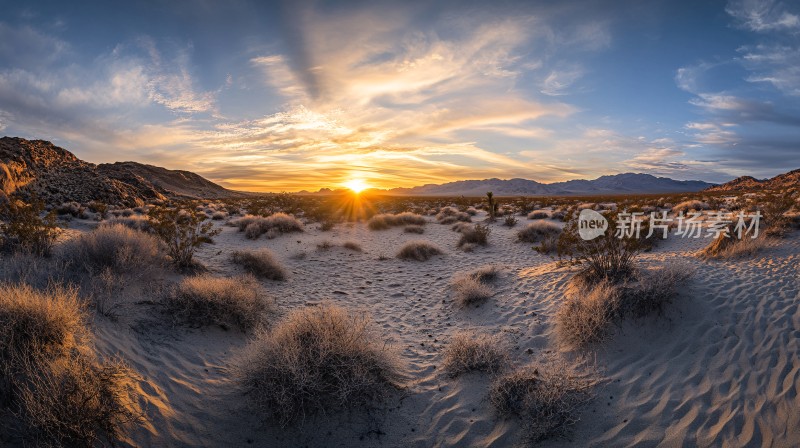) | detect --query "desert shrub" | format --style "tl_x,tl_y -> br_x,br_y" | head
211,211 -> 227,220
234,304 -> 400,426
527,211 -> 550,220
503,215 -> 518,227
557,214 -> 644,284
148,206 -> 220,268
451,222 -> 472,233
556,280 -> 621,348
87,201 -> 108,219
397,240 -> 443,261
342,241 -> 363,252
0,284 -> 142,445
760,191 -> 796,236
233,213 -> 304,239
100,215 -> 152,233
557,263 -> 692,348
316,240 -> 333,251
231,249 -> 287,281
60,224 -> 161,274
56,202 -> 83,217
15,354 -> 142,446
0,197 -> 60,256
404,225 -> 424,234
442,331 -> 508,377
319,220 -> 335,231
0,284 -> 86,370
168,274 -> 270,331
618,263 -> 692,317
489,362 -> 594,442
368,212 -> 426,230
672,200 -> 709,214
451,274 -> 493,307
517,221 -> 560,243
457,224 -> 490,248
698,233 -> 773,260
436,207 -> 471,224
534,234 -> 560,254
465,207 -> 478,216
